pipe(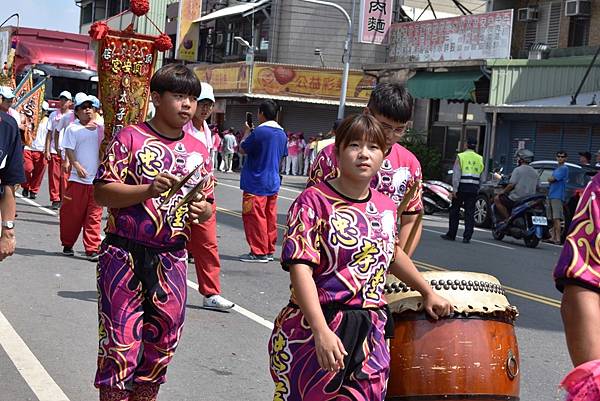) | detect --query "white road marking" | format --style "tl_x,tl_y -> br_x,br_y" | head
422,228 -> 515,250
15,193 -> 58,217
186,279 -> 274,330
0,309 -> 70,401
217,182 -> 297,202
